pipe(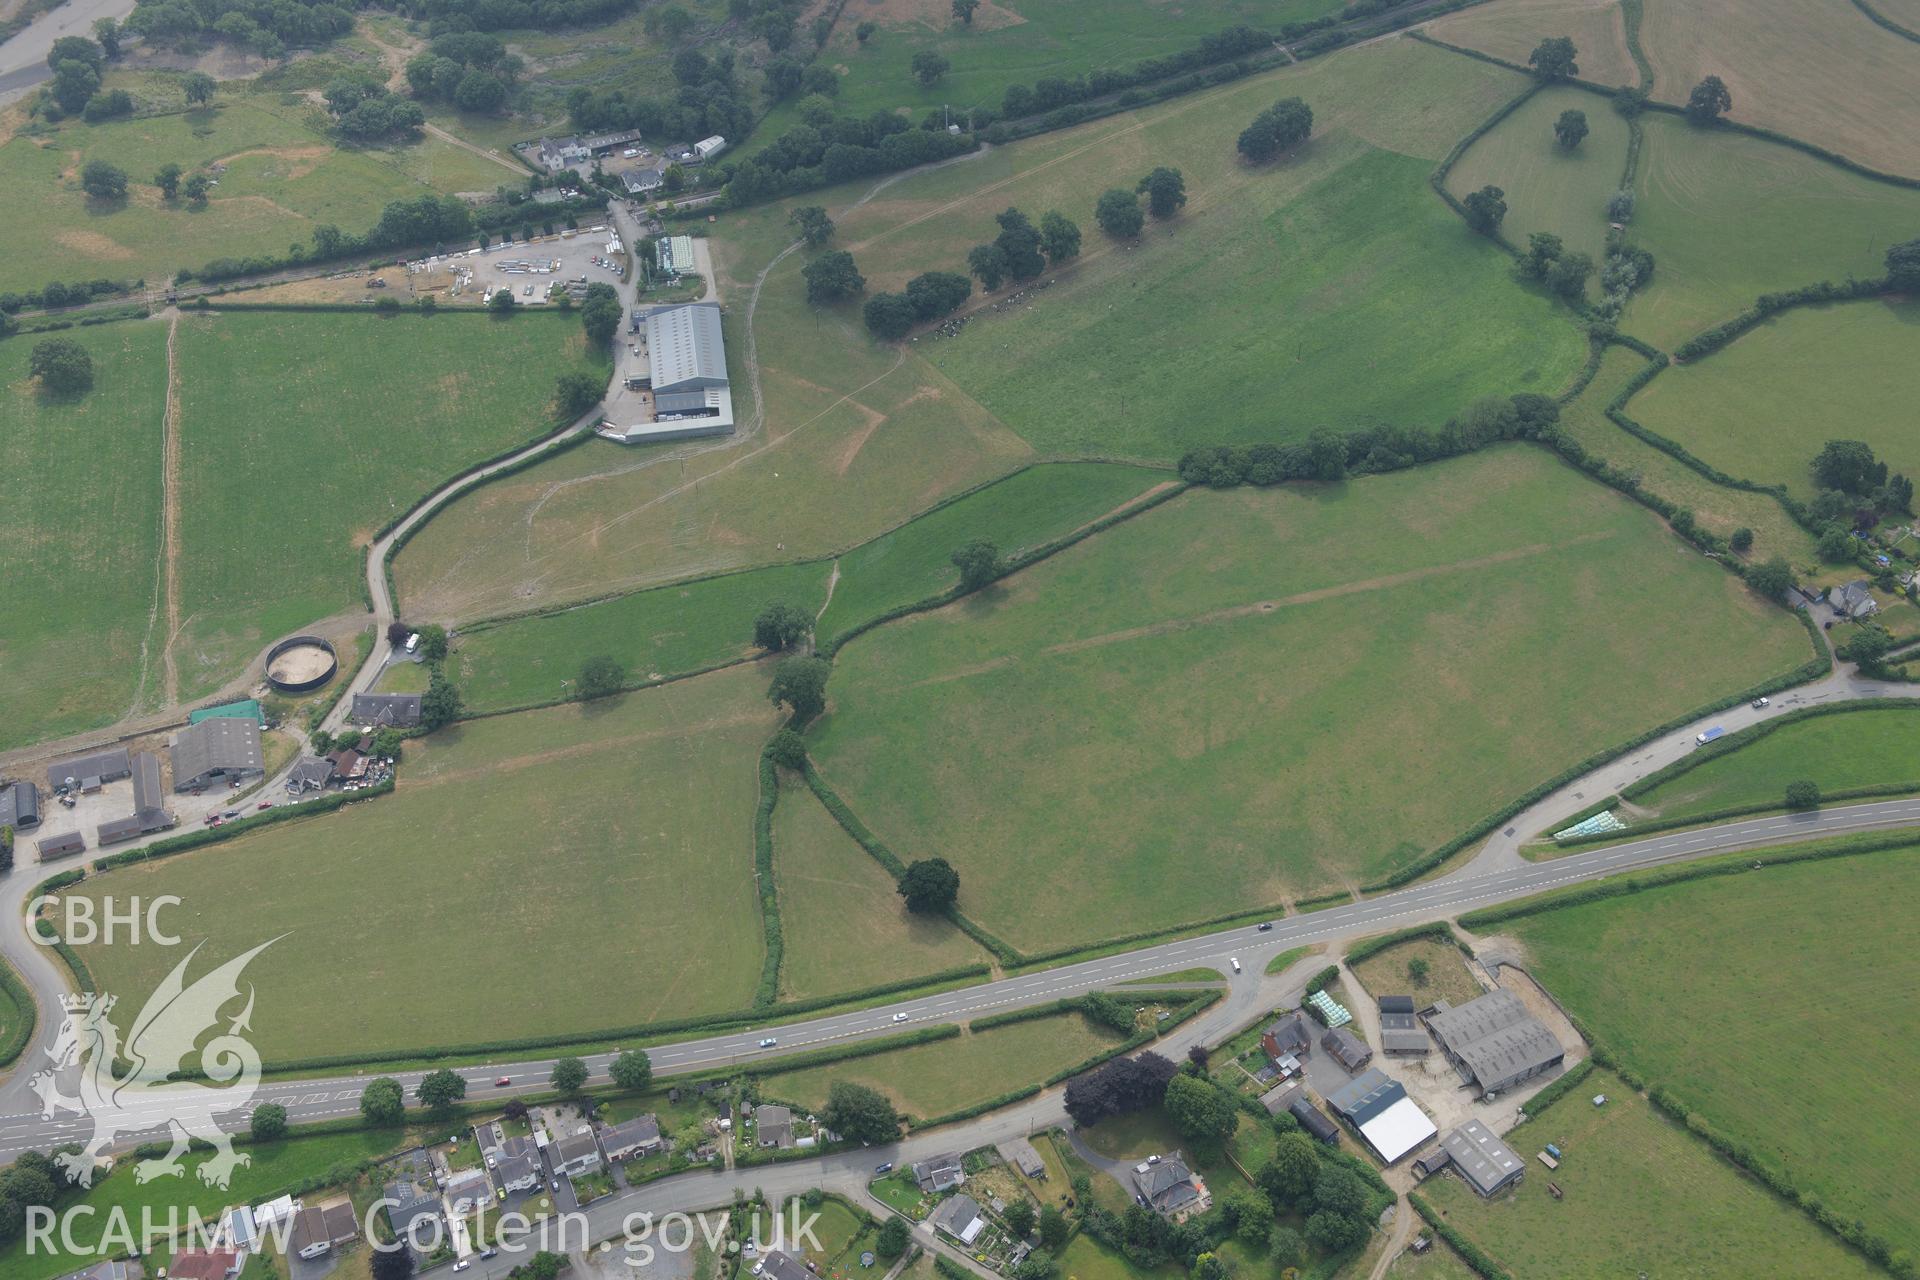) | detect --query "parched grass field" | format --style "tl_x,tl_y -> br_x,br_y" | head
1630,705 -> 1920,820
0,321 -> 171,751
1626,298 -> 1920,500
1444,85 -> 1631,266
1641,0 -> 1920,180
0,92 -> 502,294
809,447 -> 1809,952
1509,842 -> 1920,1254
68,665 -> 779,1061
170,308 -> 600,700
1422,1069 -> 1881,1279
452,560 -> 831,714
393,37 -> 1570,623
1348,936 -> 1483,1009
755,1011 -> 1123,1120
816,462 -> 1170,646
772,769 -> 987,1000
1627,111 -> 1920,347
1552,344 -> 1817,569
1425,0 -> 1639,88
750,0 -> 1343,153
